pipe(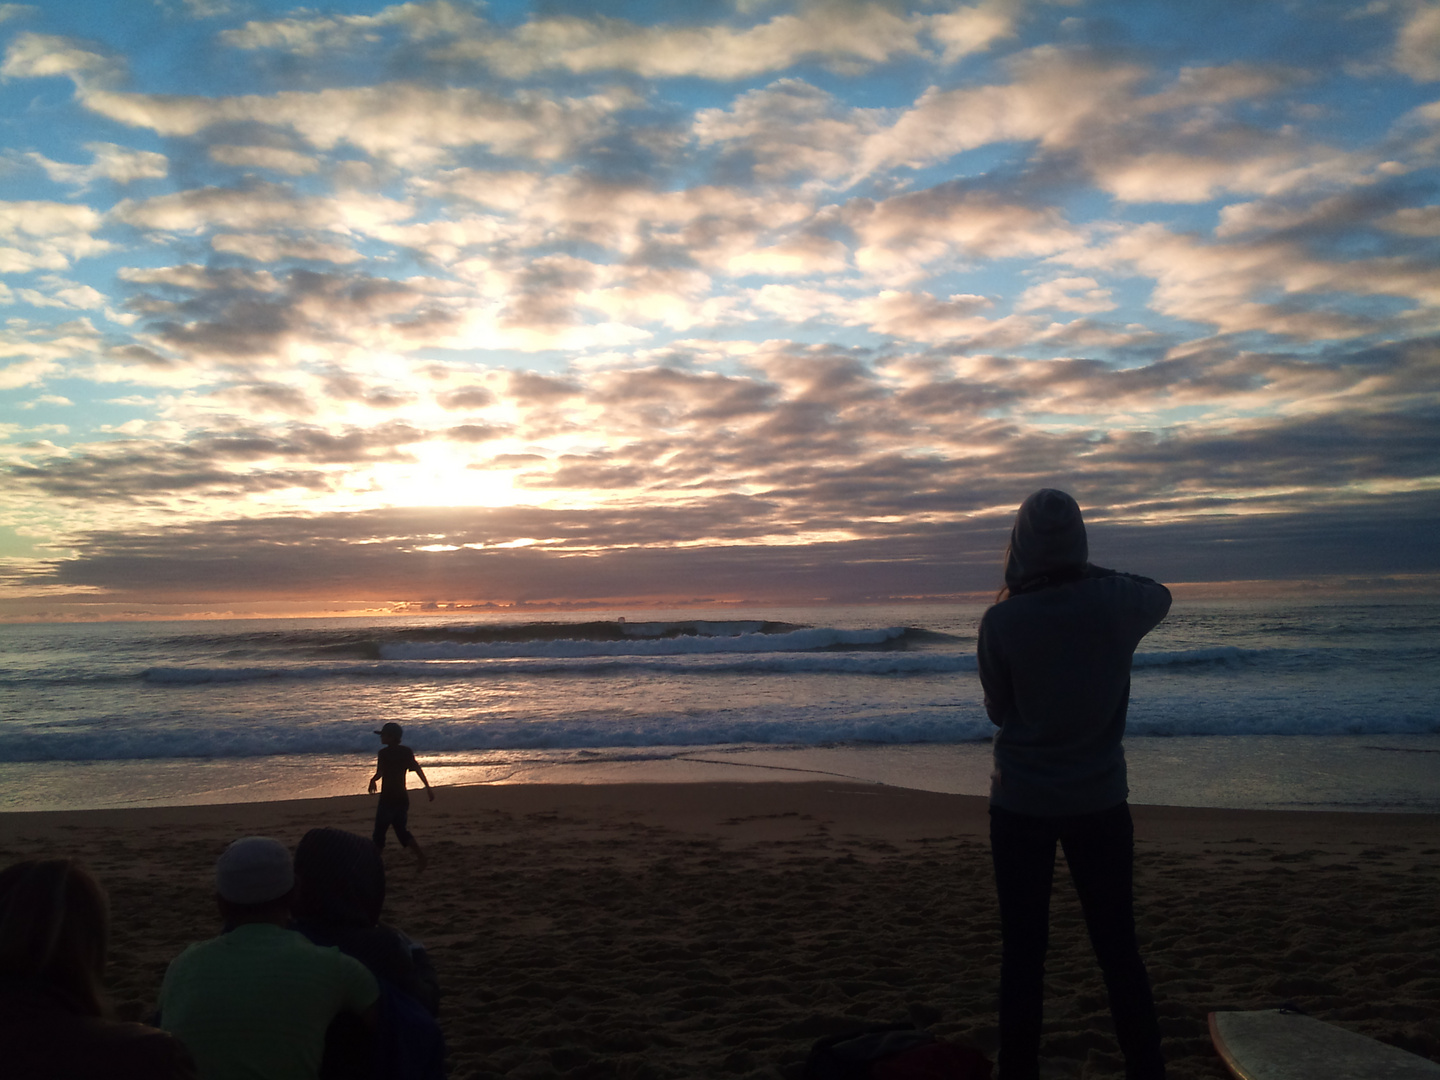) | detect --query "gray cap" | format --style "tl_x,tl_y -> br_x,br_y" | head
216,837 -> 294,905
